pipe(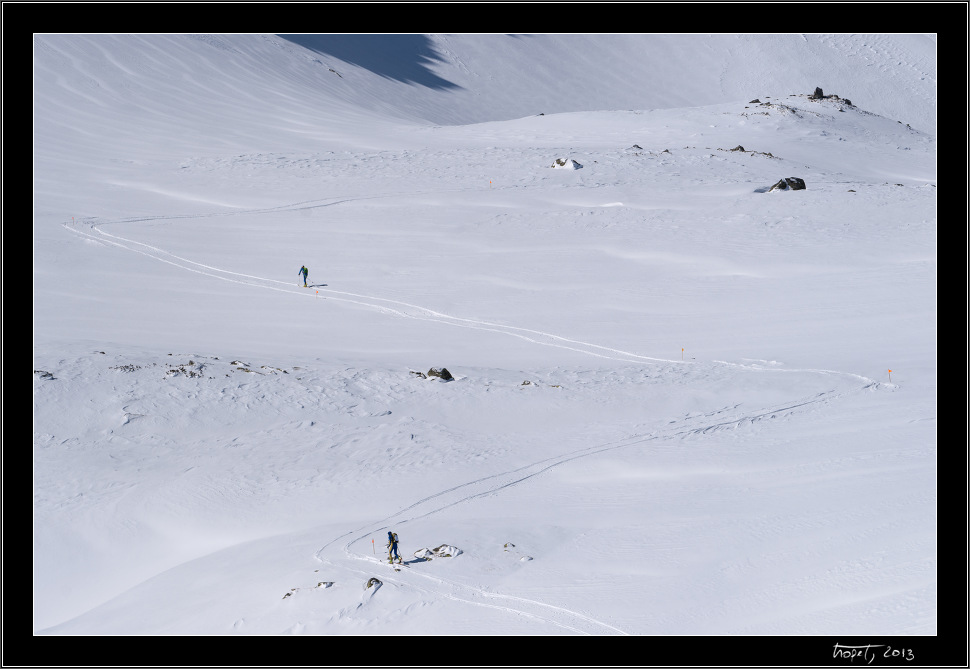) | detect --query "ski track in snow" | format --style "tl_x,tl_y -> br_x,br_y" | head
62,205 -> 877,634
337,552 -> 626,635
65,217 -> 876,382
65,216 -> 679,366
64,217 -> 681,362
304,382 -> 852,635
